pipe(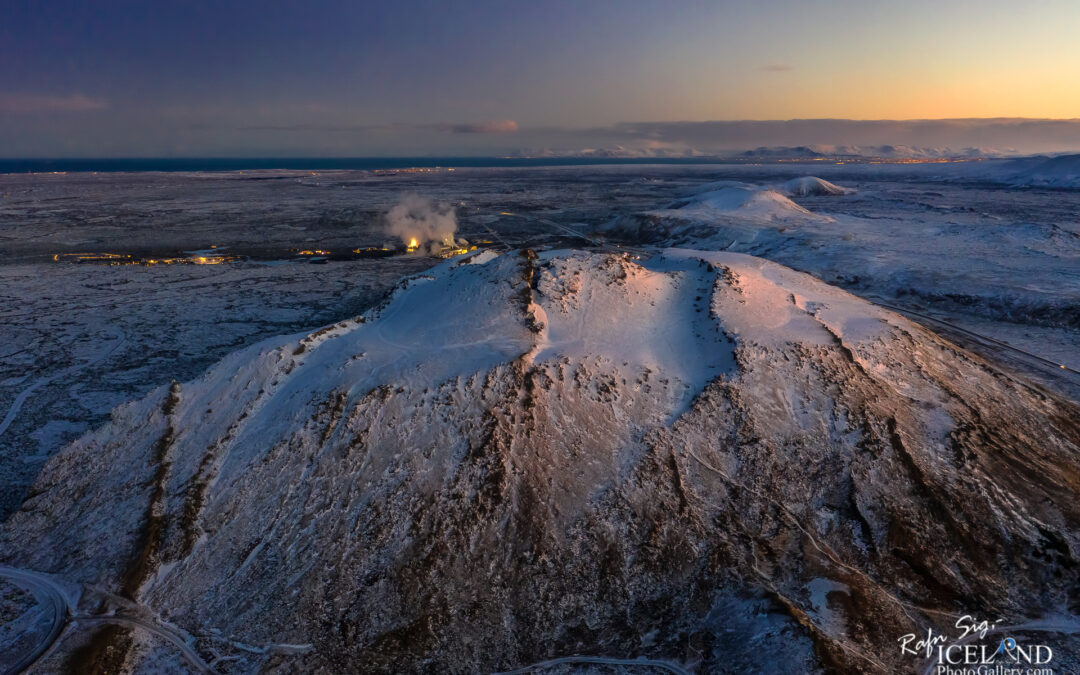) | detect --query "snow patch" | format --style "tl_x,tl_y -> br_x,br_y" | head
461,249 -> 500,265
